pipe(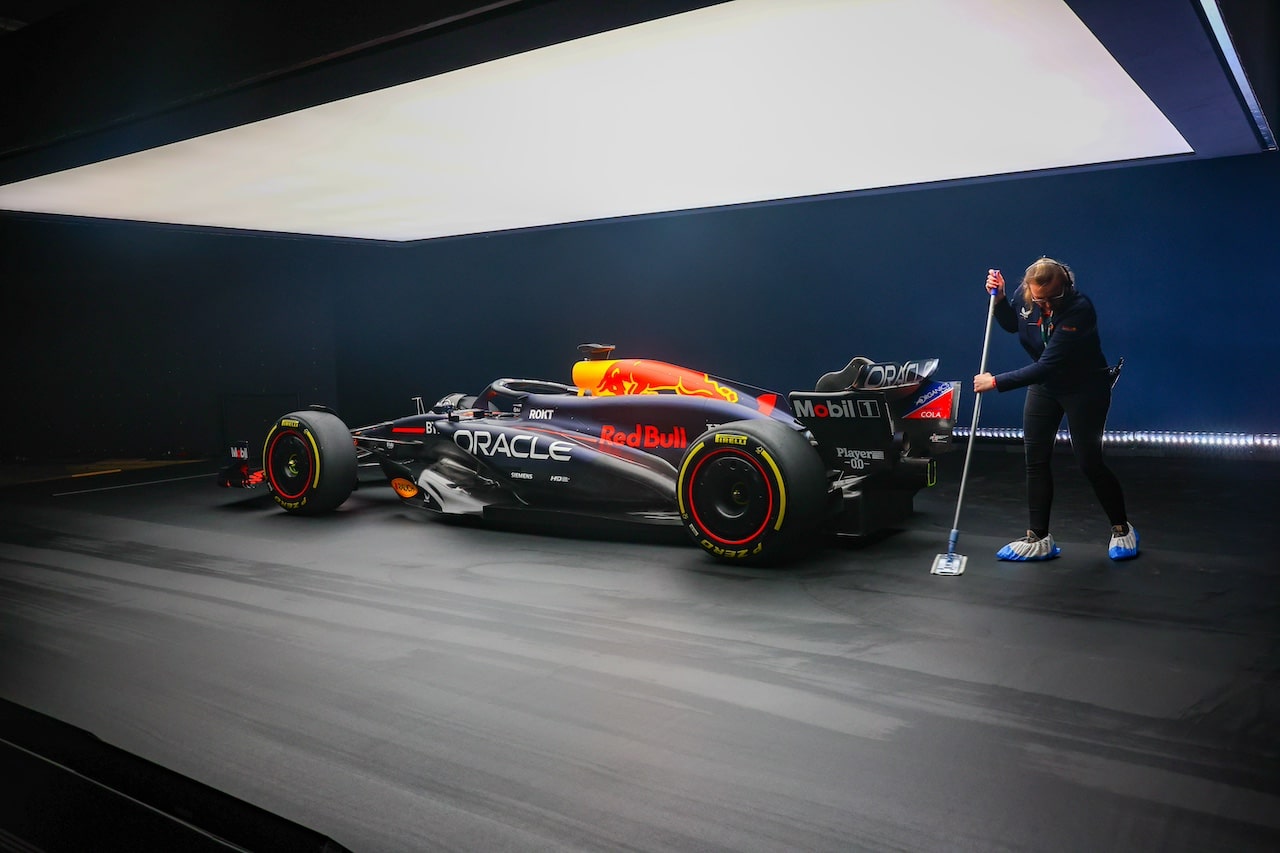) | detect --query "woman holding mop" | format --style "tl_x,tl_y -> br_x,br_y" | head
973,258 -> 1138,562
